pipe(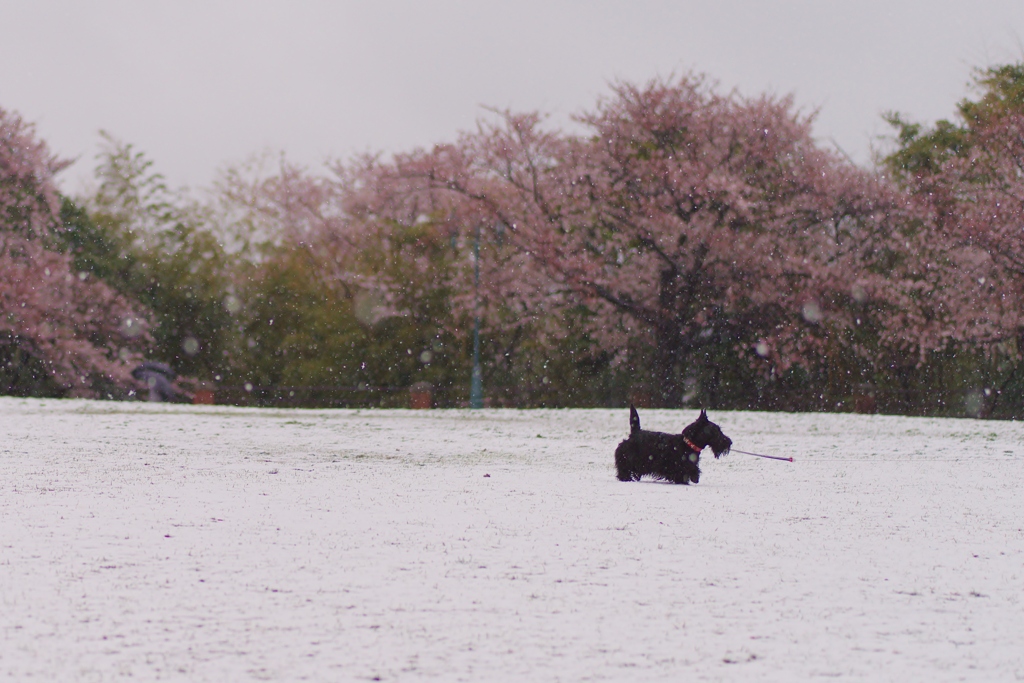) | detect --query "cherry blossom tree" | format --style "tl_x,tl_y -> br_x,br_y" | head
214,156 -> 471,404
0,107 -> 148,397
348,77 -> 928,406
885,63 -> 1024,415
